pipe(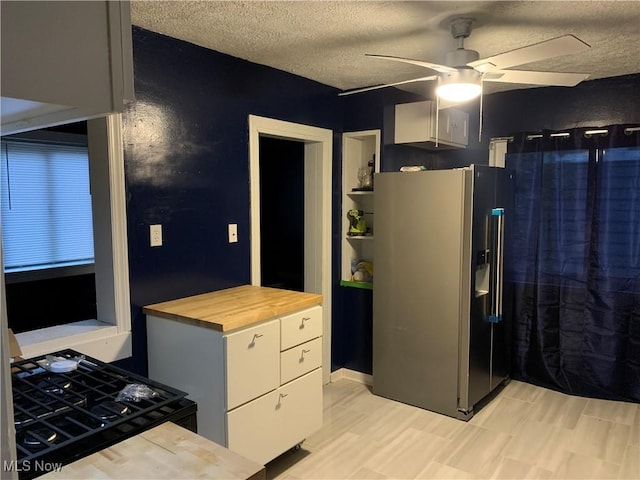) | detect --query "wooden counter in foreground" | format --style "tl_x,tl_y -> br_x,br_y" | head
40,421 -> 265,480
143,285 -> 323,332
